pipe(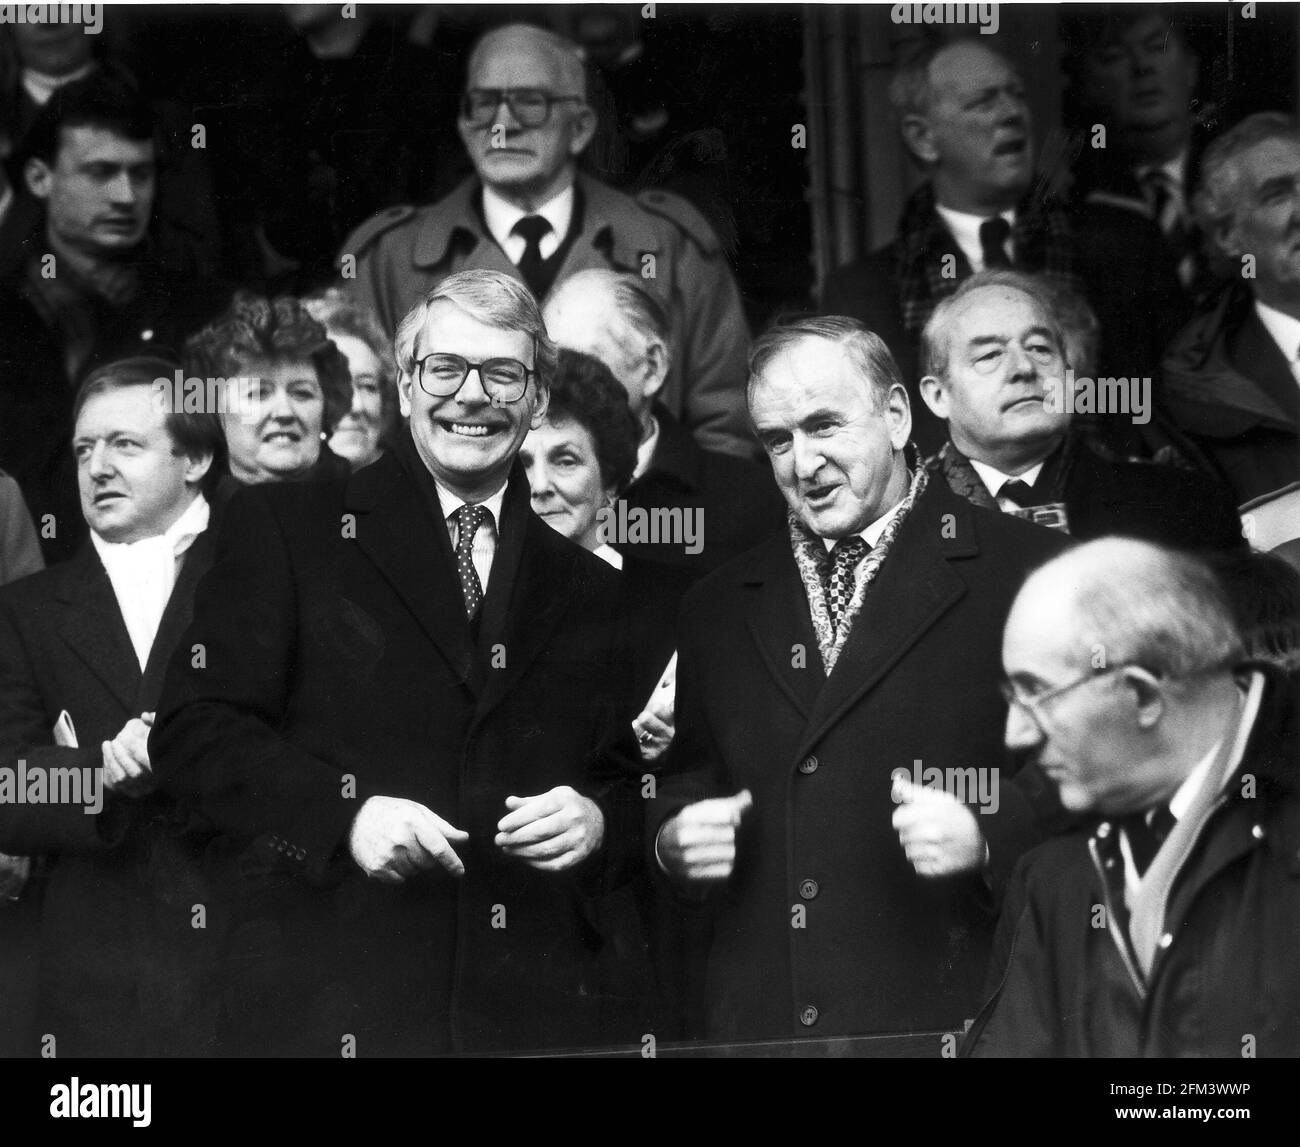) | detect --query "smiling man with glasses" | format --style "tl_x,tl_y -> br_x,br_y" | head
340,21 -> 756,461
965,536 -> 1300,1057
151,269 -> 644,1055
